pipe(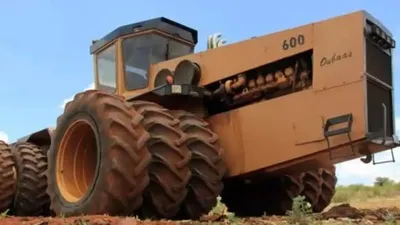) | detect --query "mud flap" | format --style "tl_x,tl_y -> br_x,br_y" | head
323,113 -> 355,160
